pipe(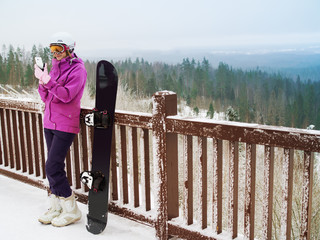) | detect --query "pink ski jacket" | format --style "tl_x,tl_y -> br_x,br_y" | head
38,54 -> 87,134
